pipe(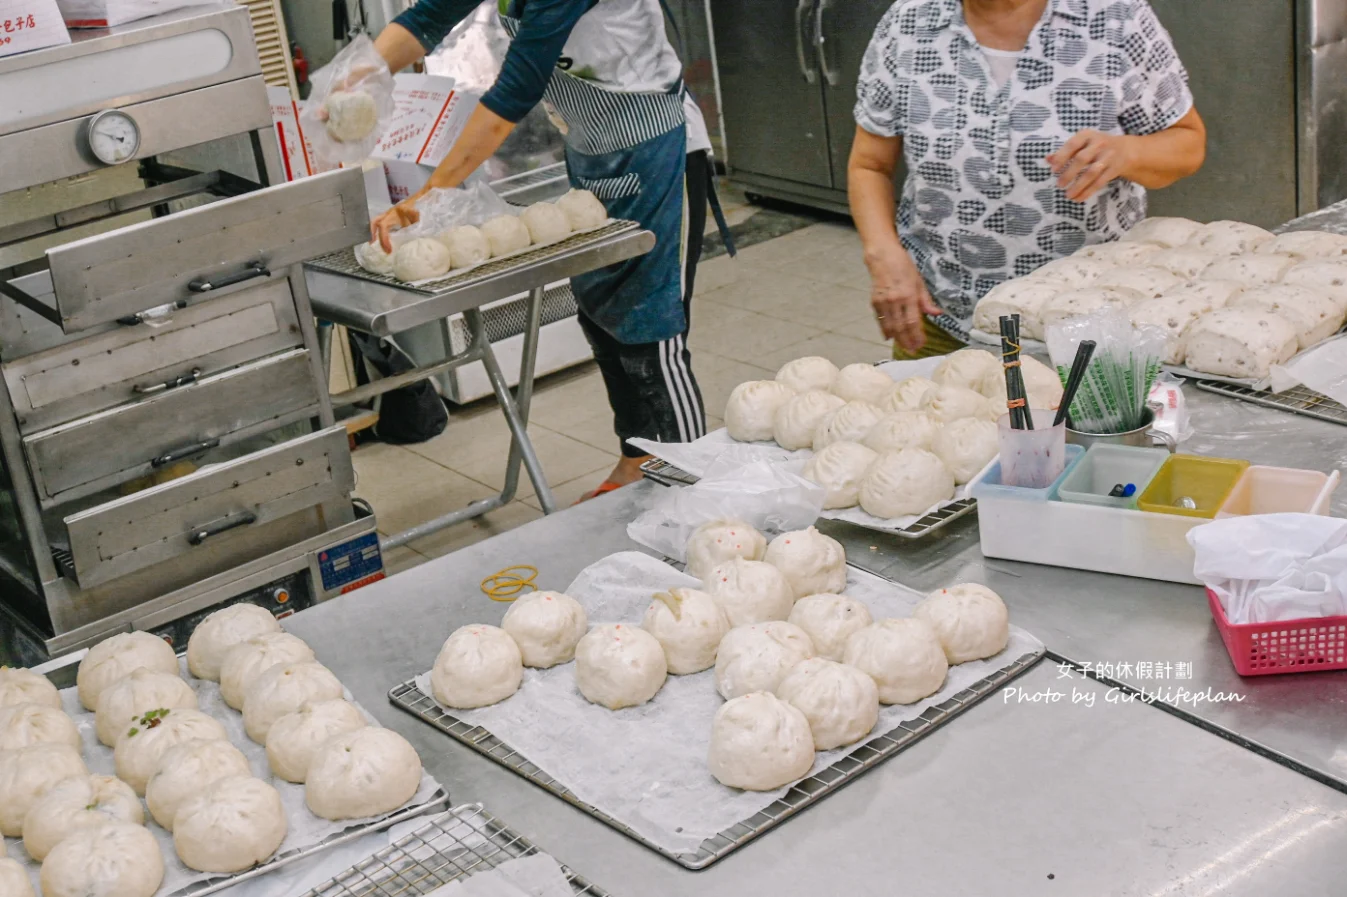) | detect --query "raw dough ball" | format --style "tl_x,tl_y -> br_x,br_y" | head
714,622 -> 815,699
219,632 -> 315,710
0,668 -> 60,710
305,727 -> 422,820
77,631 -> 178,711
266,699 -> 367,783
392,237 -> 451,282
788,594 -> 873,662
114,708 -> 227,795
1038,287 -> 1144,331
1031,256 -> 1111,288
574,624 -> 667,710
146,738 -> 252,830
431,625 -> 523,709
0,859 -> 32,897
0,703 -> 80,753
831,363 -> 894,406
685,519 -> 766,581
859,448 -> 955,519
0,743 -> 87,836
440,225 -> 490,269
811,401 -> 884,451
933,348 -> 1000,390
801,441 -> 878,510
707,692 -> 814,791
1163,279 -> 1245,310
187,604 -> 280,681
862,411 -> 940,453
354,240 -> 395,275
725,379 -> 796,442
883,376 -> 938,412
843,618 -> 949,705
482,215 -> 532,257
1183,308 -> 1300,378
775,657 -> 880,750
1129,295 -> 1216,364
764,526 -> 848,599
556,189 -> 607,230
1123,216 -> 1205,247
977,354 -> 1062,412
174,776 -> 287,873
1262,231 -> 1347,260
1186,220 -> 1275,255
501,591 -> 588,668
1147,247 -> 1220,279
521,202 -> 572,244
704,558 -> 796,627
324,90 -> 379,142
773,390 -> 845,450
1074,240 -> 1159,266
933,418 -> 999,484
1201,253 -> 1297,286
1094,266 -> 1184,299
95,669 -> 197,747
913,583 -> 1010,664
243,661 -> 344,745
1281,261 -> 1347,314
775,356 -> 840,394
22,774 -> 143,862
920,384 -> 995,423
641,588 -> 731,674
972,280 -> 1058,340
41,822 -> 162,897
1229,285 -> 1344,349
